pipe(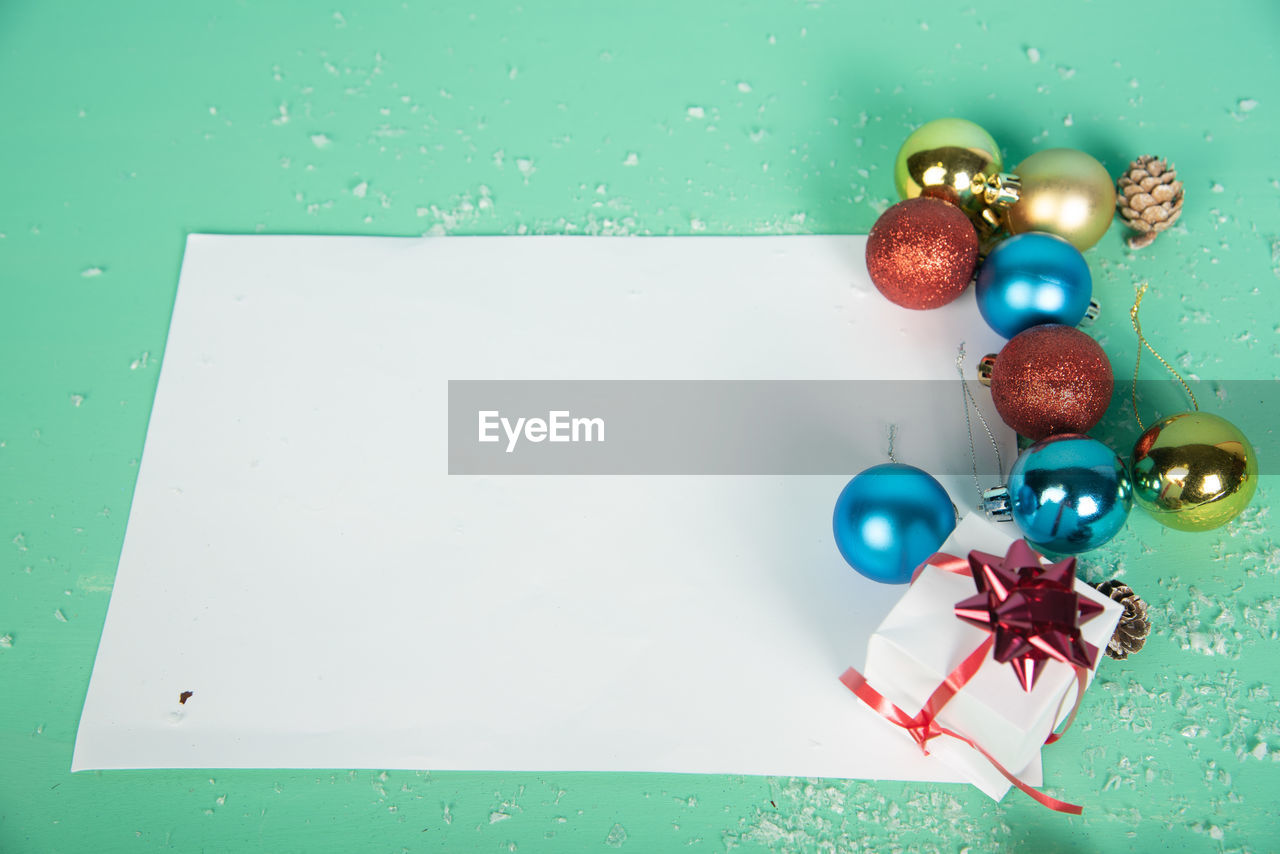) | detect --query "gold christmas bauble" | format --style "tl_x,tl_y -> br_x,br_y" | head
893,118 -> 1002,220
1130,411 -> 1257,531
1005,149 -> 1117,251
